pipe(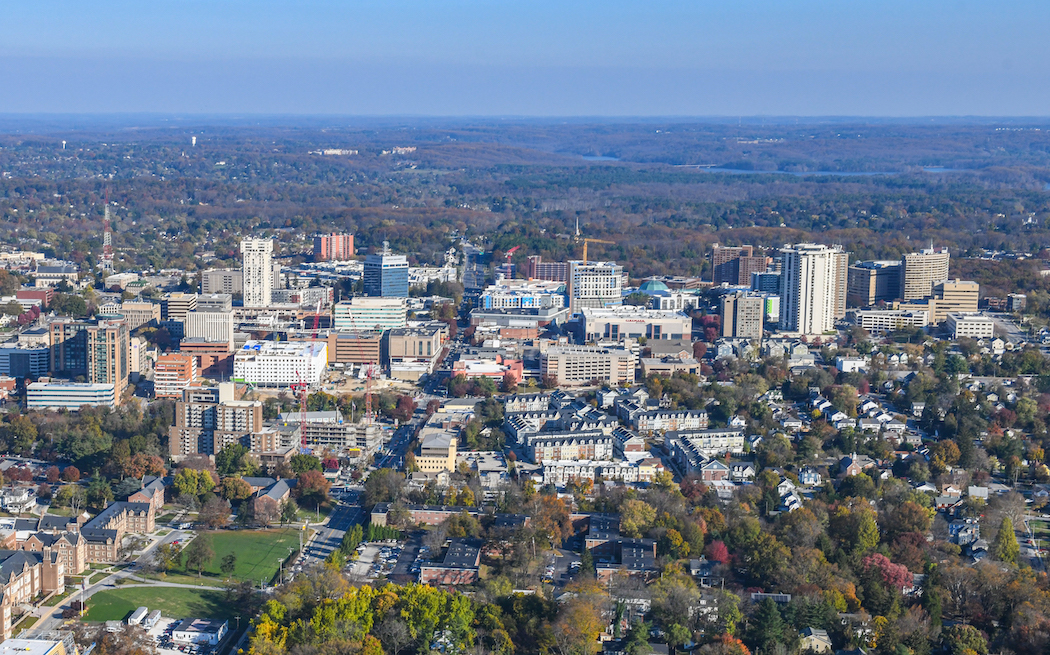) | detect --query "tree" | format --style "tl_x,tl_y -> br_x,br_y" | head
215,443 -> 254,476
552,598 -> 603,655
993,516 -> 1020,563
221,477 -> 253,501
393,395 -> 416,423
155,543 -> 183,573
45,466 -> 61,484
705,540 -> 730,564
666,624 -> 691,655
295,469 -> 331,505
199,496 -> 232,529
184,535 -> 214,576
944,624 -> 988,655
220,553 -> 237,581
280,498 -> 299,526
61,465 -> 81,483
620,499 -> 656,538
290,454 -> 322,474
750,598 -> 786,652
86,475 -> 113,509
